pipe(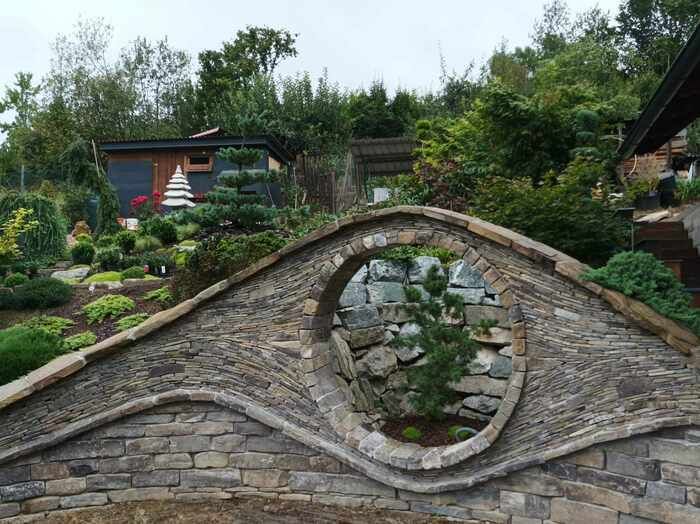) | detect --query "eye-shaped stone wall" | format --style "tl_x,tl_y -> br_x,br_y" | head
0,207 -> 697,520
